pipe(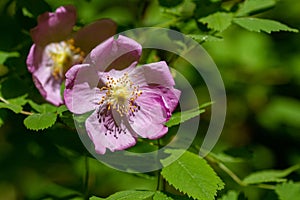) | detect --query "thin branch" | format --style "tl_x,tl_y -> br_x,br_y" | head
205,154 -> 276,190
0,96 -> 33,116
